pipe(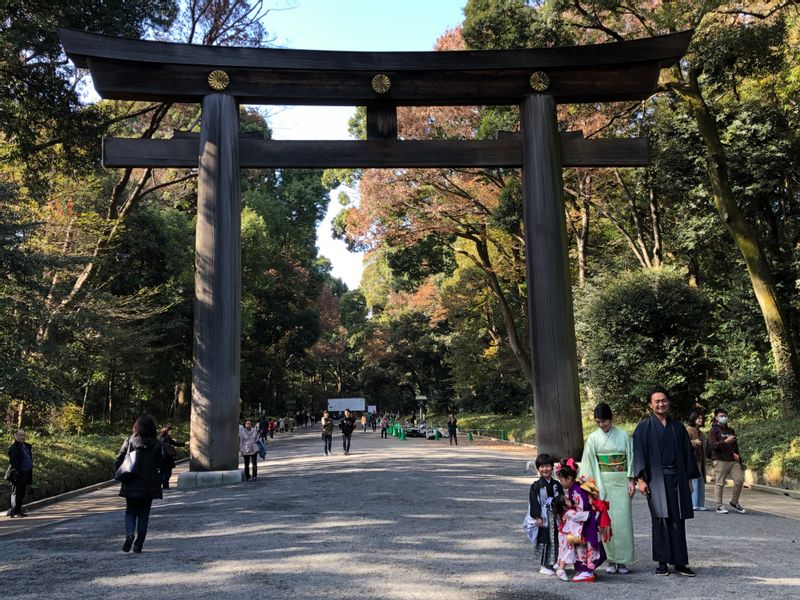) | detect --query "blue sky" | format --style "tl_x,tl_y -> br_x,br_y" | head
261,0 -> 467,290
